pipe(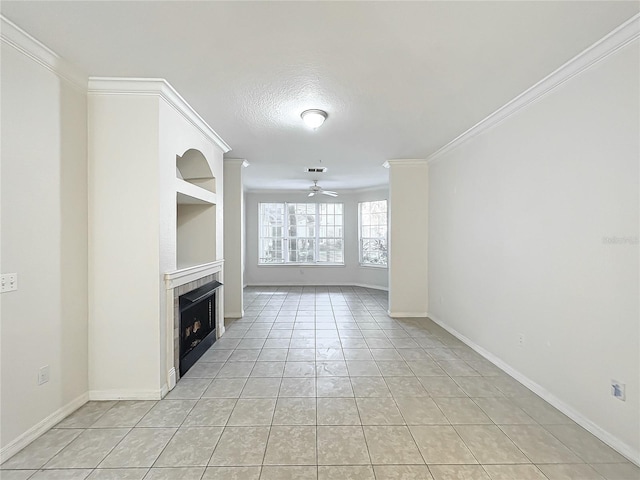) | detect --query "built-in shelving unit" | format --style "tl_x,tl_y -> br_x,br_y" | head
176,178 -> 217,205
88,77 -> 229,400
176,149 -> 217,270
